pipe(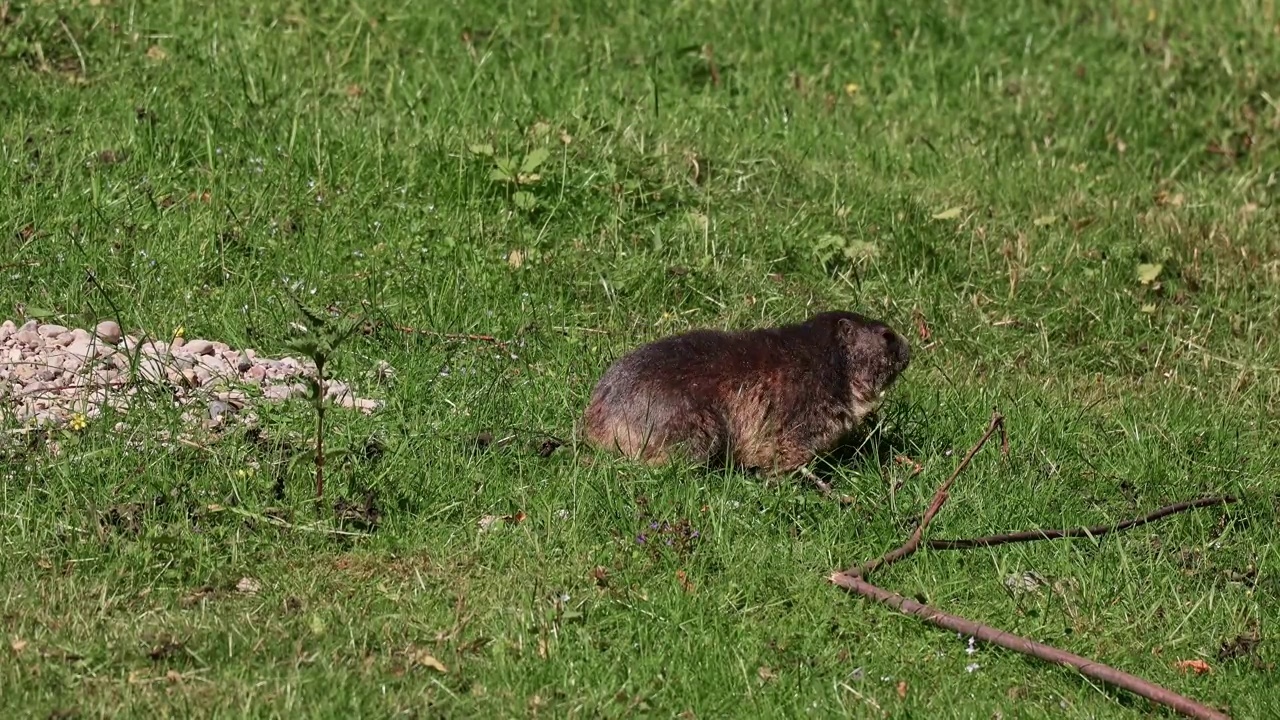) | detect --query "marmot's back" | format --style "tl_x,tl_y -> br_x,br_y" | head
582,311 -> 911,474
